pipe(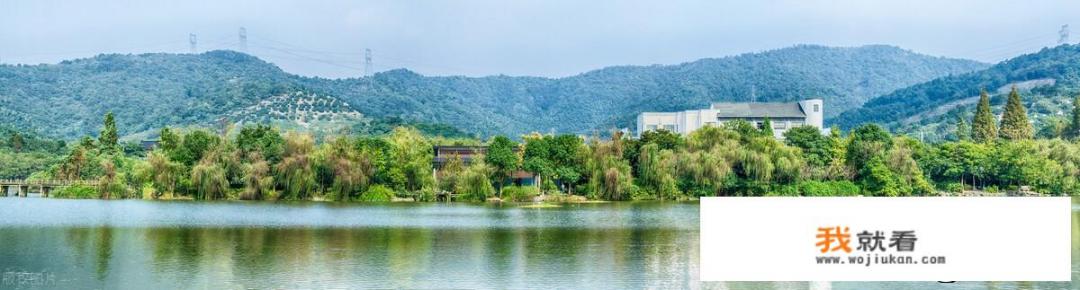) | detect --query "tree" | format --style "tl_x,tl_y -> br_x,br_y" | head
845,124 -> 893,172
999,86 -> 1033,140
387,127 -> 433,192
191,155 -> 228,200
236,125 -> 285,163
954,114 -> 970,141
173,130 -> 220,167
9,132 -> 23,153
637,143 -> 678,199
971,90 -> 998,143
485,135 -> 518,196
549,134 -> 584,193
639,129 -> 683,151
784,125 -> 831,167
1069,95 -> 1080,140
159,127 -> 180,153
457,159 -> 495,201
241,152 -> 274,200
761,117 -> 774,138
275,132 -> 316,200
99,112 -> 119,152
522,134 -> 553,185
